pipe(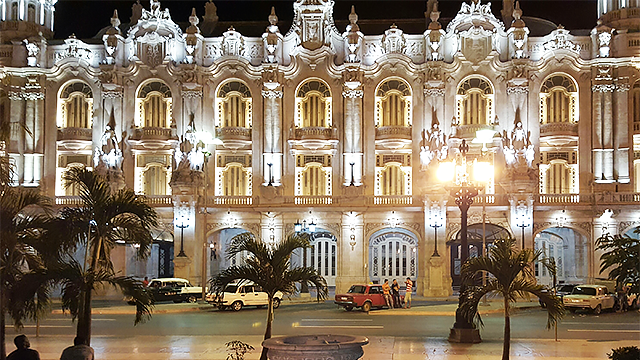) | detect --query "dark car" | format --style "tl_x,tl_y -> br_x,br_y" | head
127,278 -> 203,304
539,284 -> 577,307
